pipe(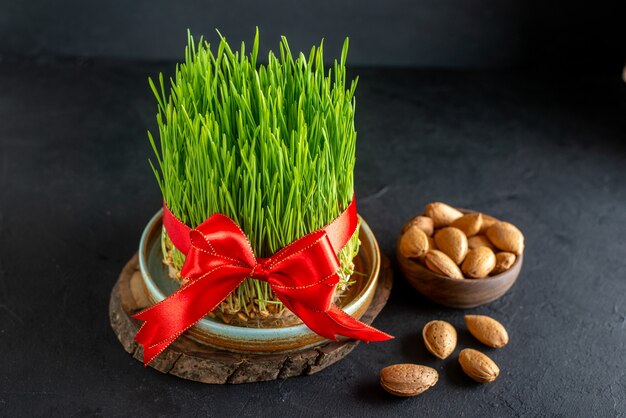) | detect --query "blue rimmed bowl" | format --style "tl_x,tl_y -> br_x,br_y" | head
138,210 -> 382,353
